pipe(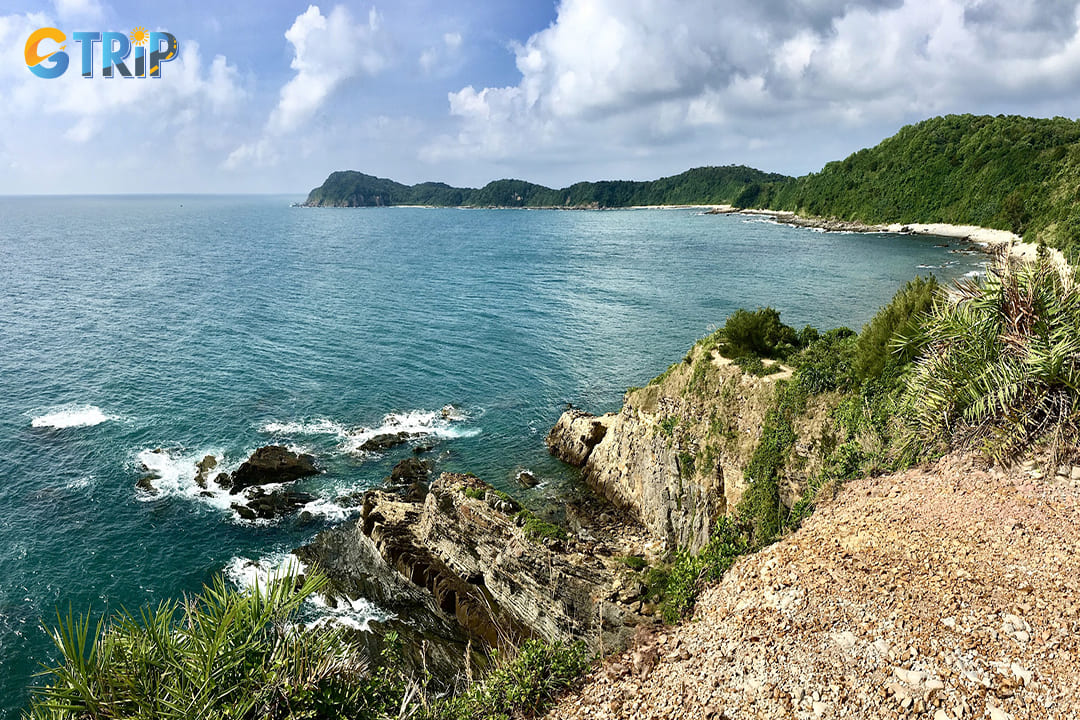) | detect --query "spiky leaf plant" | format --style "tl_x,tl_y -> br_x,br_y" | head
27,569 -> 394,720
899,258 -> 1080,462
